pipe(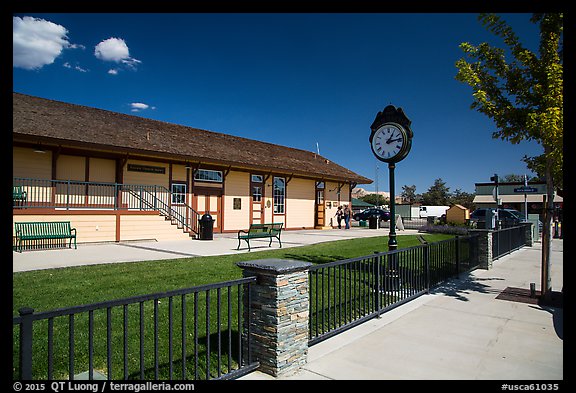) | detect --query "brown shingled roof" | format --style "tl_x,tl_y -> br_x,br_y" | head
13,92 -> 372,184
